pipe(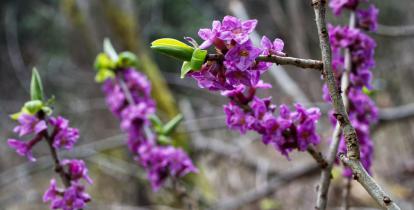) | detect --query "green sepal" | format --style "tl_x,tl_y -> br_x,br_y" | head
24,100 -> 44,114
10,107 -> 30,120
30,68 -> 44,101
180,61 -> 192,79
95,69 -> 115,83
104,38 -> 118,61
94,53 -> 114,71
151,38 -> 194,61
190,48 -> 207,70
41,106 -> 53,116
116,51 -> 138,68
162,114 -> 183,136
